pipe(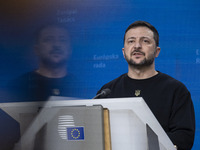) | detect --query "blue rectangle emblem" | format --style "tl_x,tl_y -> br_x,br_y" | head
67,127 -> 85,140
